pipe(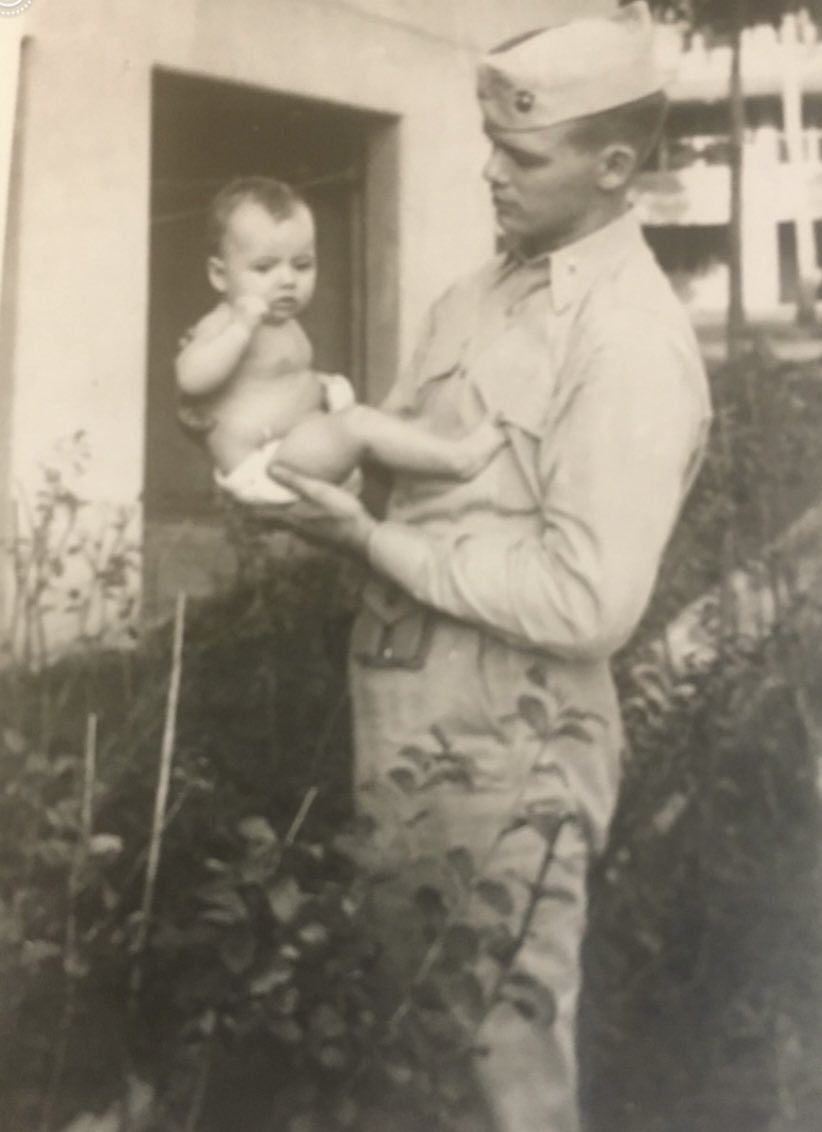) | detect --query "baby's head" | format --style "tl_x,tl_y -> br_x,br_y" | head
206,177 -> 317,324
